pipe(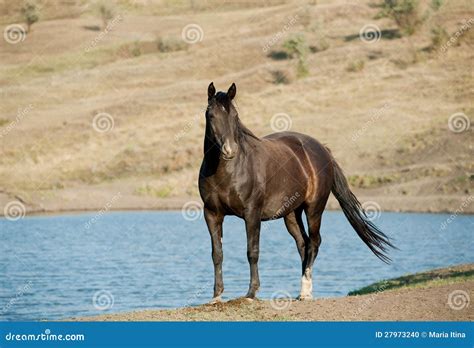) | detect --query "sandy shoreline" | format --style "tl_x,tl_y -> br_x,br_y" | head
68,281 -> 473,322
65,264 -> 474,322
